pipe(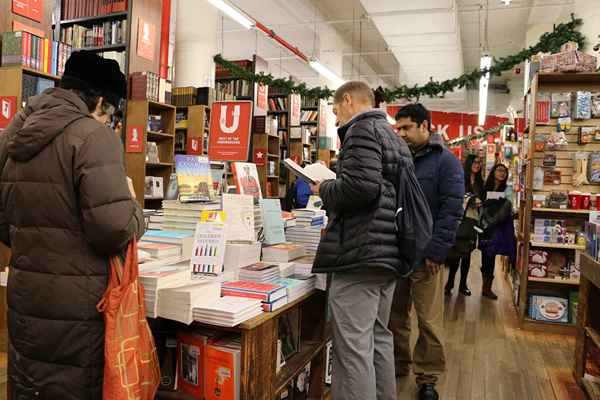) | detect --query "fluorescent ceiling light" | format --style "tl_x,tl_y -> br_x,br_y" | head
309,59 -> 345,89
500,0 -> 512,5
207,0 -> 254,29
478,55 -> 492,126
